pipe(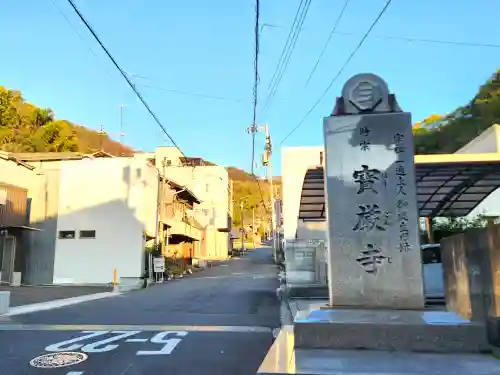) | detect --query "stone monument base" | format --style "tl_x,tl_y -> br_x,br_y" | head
294,308 -> 489,353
